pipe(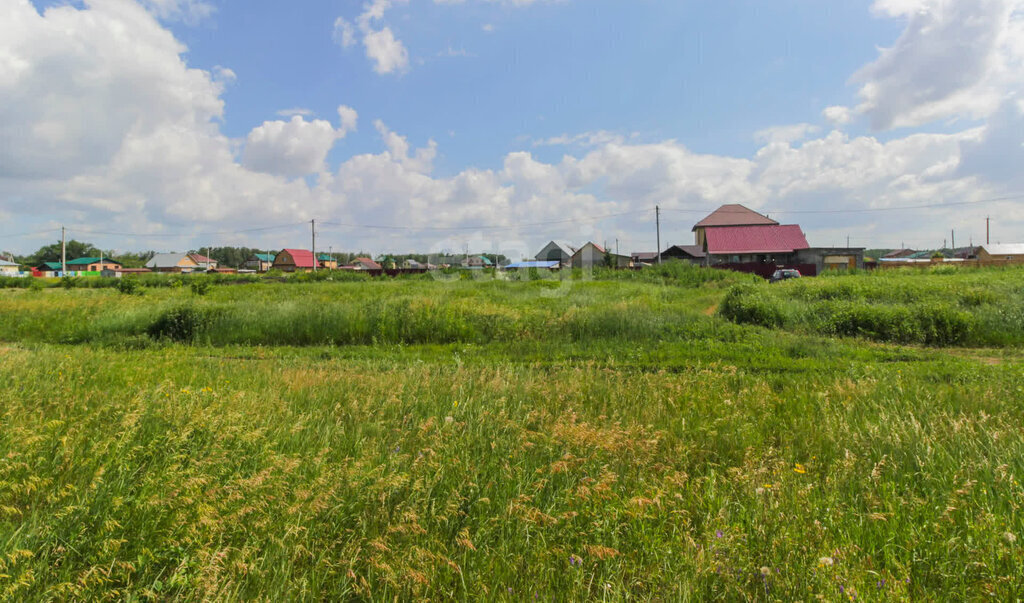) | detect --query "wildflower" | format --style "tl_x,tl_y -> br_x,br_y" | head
1004,532 -> 1017,544
715,530 -> 723,538
453,400 -> 459,408
755,487 -> 765,495
818,556 -> 834,567
793,463 -> 807,474
759,566 -> 770,576
763,484 -> 773,489
444,416 -> 454,424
